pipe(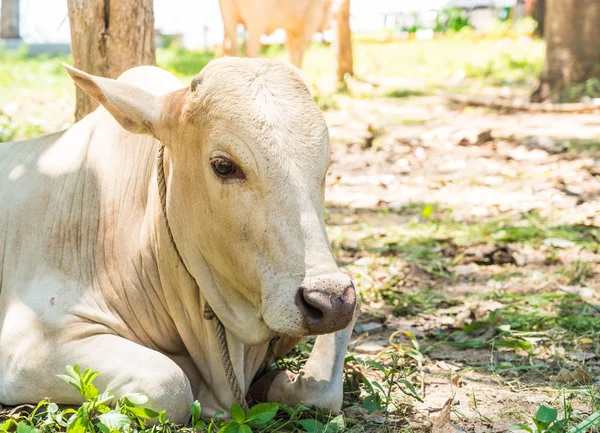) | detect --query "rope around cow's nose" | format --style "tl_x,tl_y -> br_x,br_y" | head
156,142 -> 249,412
